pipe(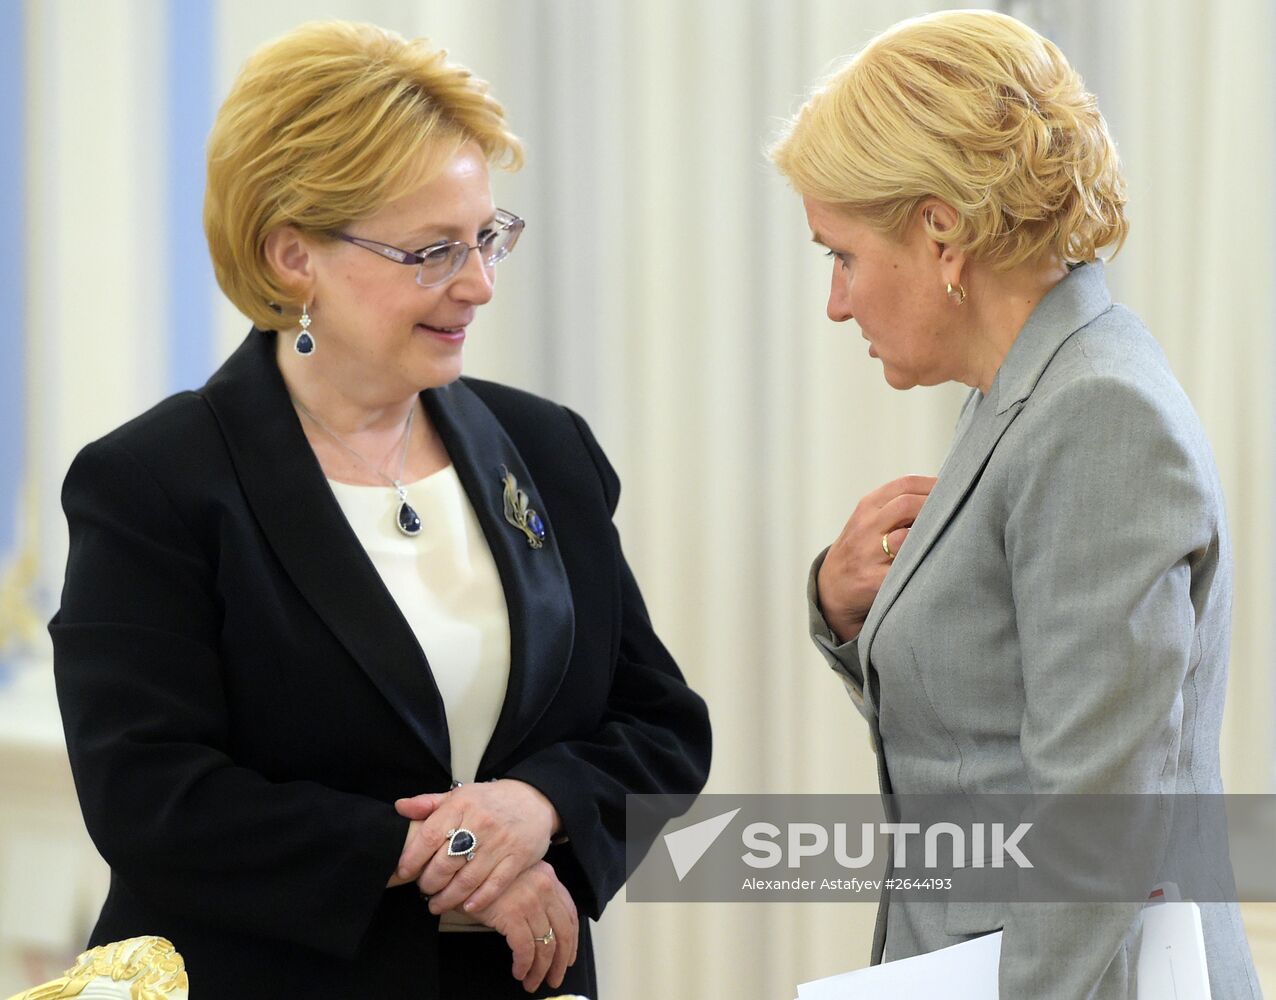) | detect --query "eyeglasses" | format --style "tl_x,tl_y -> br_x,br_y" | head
330,208 -> 525,288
